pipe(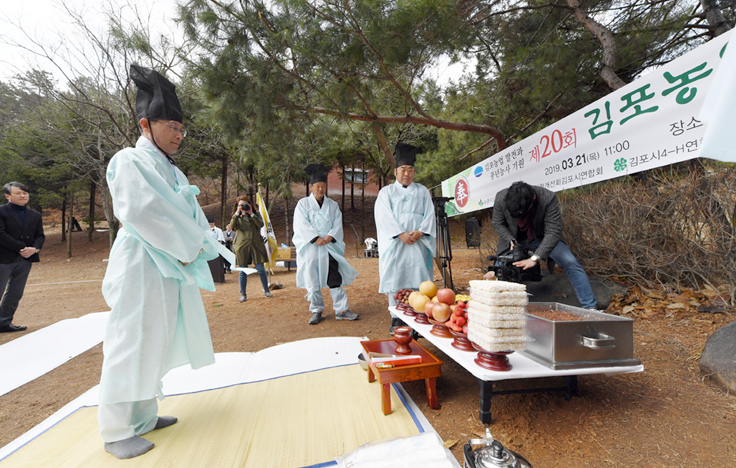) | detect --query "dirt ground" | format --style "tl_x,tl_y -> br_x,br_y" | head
1,227 -> 735,467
